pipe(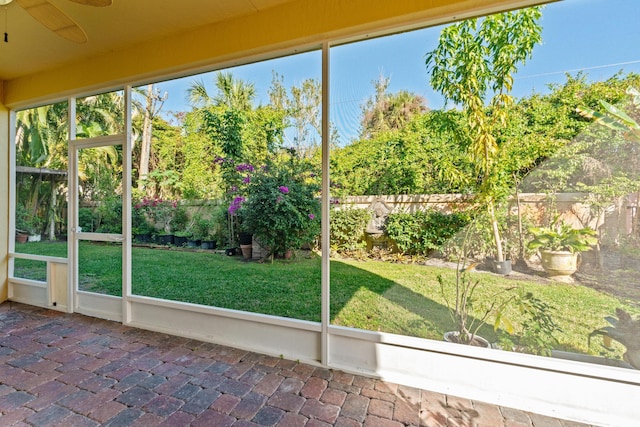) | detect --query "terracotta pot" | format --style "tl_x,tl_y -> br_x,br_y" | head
240,244 -> 252,259
16,233 -> 28,243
